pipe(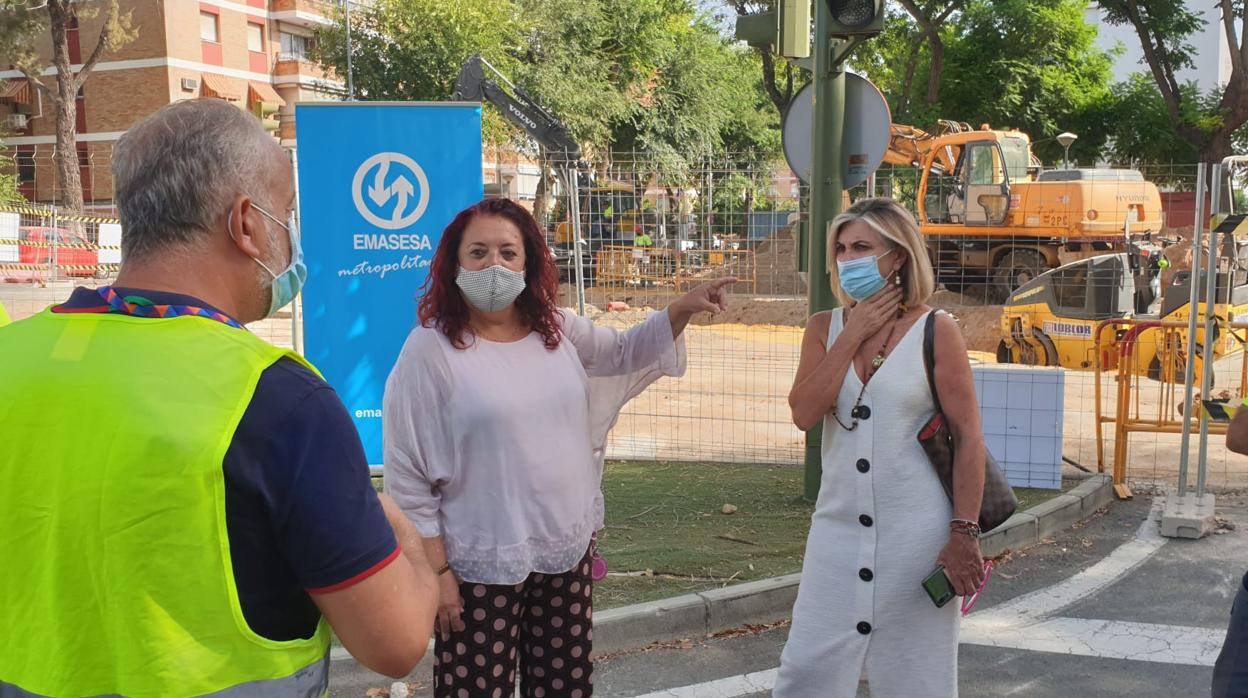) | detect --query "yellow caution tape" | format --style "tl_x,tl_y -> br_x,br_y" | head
0,238 -> 120,251
0,205 -> 119,224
